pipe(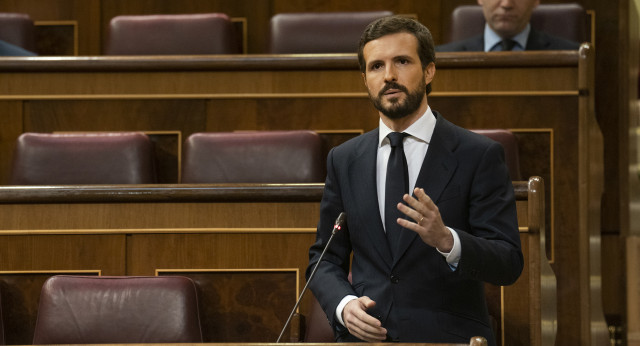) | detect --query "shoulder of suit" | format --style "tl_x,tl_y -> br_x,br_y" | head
527,29 -> 581,50
436,34 -> 483,52
330,128 -> 377,153
433,112 -> 496,149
